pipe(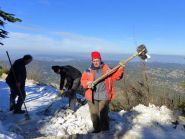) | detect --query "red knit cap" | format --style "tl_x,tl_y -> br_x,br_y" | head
91,51 -> 101,60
